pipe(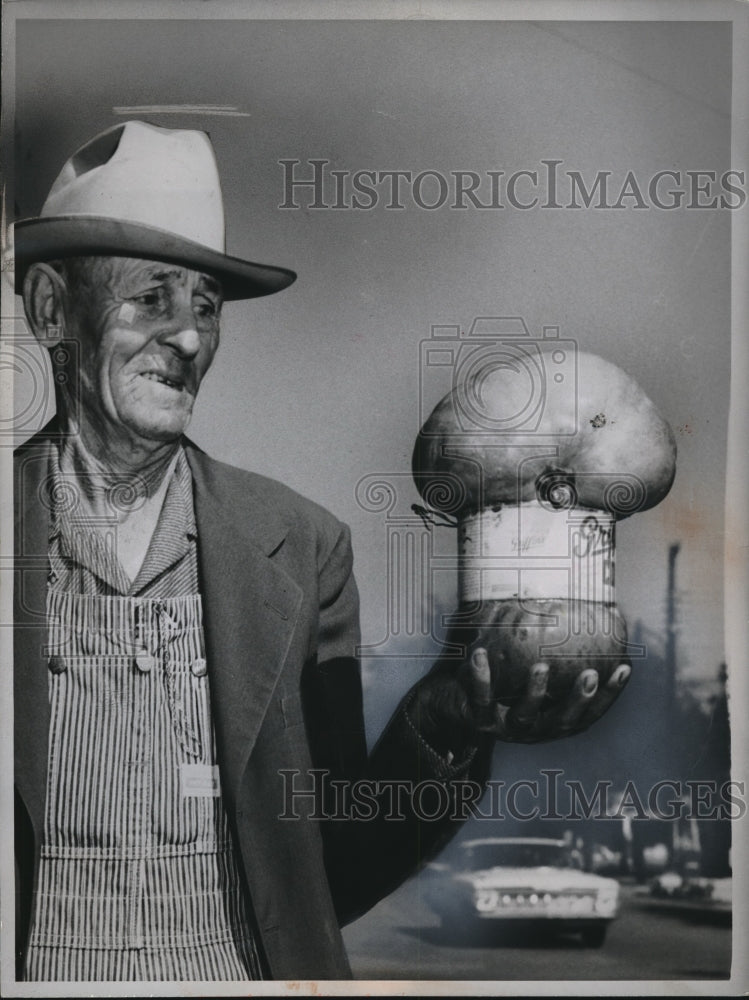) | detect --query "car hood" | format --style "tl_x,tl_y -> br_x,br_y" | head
456,867 -> 619,893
